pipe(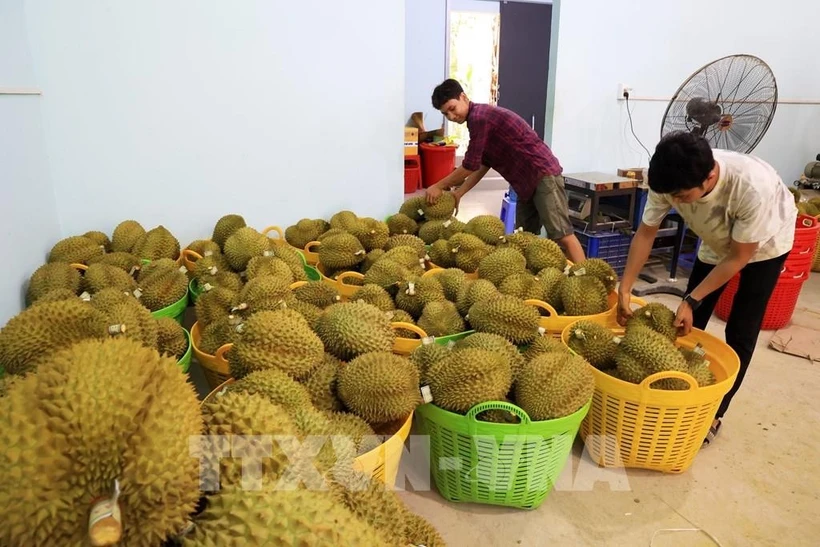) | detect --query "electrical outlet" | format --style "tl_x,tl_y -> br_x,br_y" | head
617,84 -> 633,100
